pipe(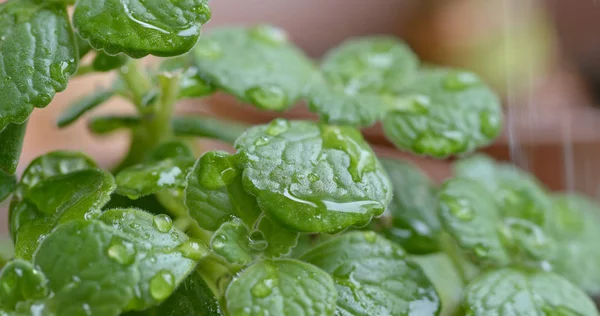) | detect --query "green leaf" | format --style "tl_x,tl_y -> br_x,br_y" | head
185,151 -> 262,231
193,25 -> 316,111
235,119 -> 392,233
56,89 -> 116,127
211,218 -> 253,265
0,121 -> 27,175
378,158 -> 441,254
116,158 -> 194,199
93,52 -> 129,72
124,270 -> 222,316
0,236 -> 14,268
0,171 -> 16,203
226,259 -> 337,316
307,37 -> 419,127
11,169 -> 116,260
463,268 -> 597,316
548,194 -> 600,295
412,253 -> 464,316
172,116 -> 249,144
437,177 -> 556,268
177,67 -> 216,99
301,231 -> 440,316
73,0 -> 211,58
255,216 -> 299,258
382,68 -> 502,158
0,0 -> 78,132
146,140 -> 194,162
33,209 -> 203,314
0,260 -> 48,311
88,115 -> 141,135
